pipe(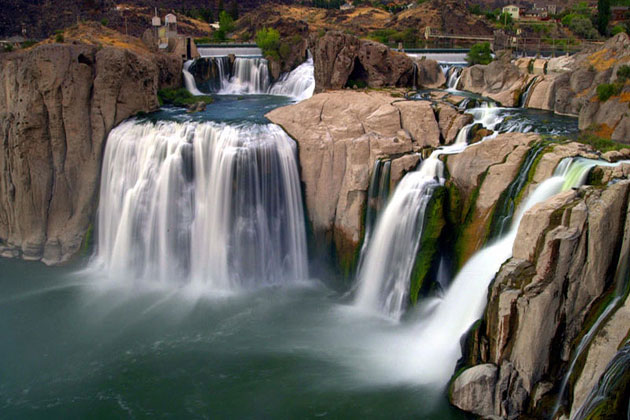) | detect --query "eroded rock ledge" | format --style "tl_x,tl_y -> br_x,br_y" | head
267,91 -> 468,271
0,43 -> 180,264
